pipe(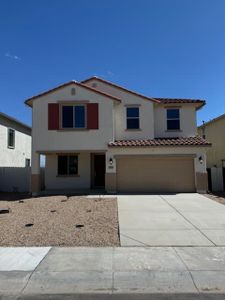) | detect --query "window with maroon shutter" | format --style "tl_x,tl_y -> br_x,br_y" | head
48,103 -> 59,130
87,103 -> 99,129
